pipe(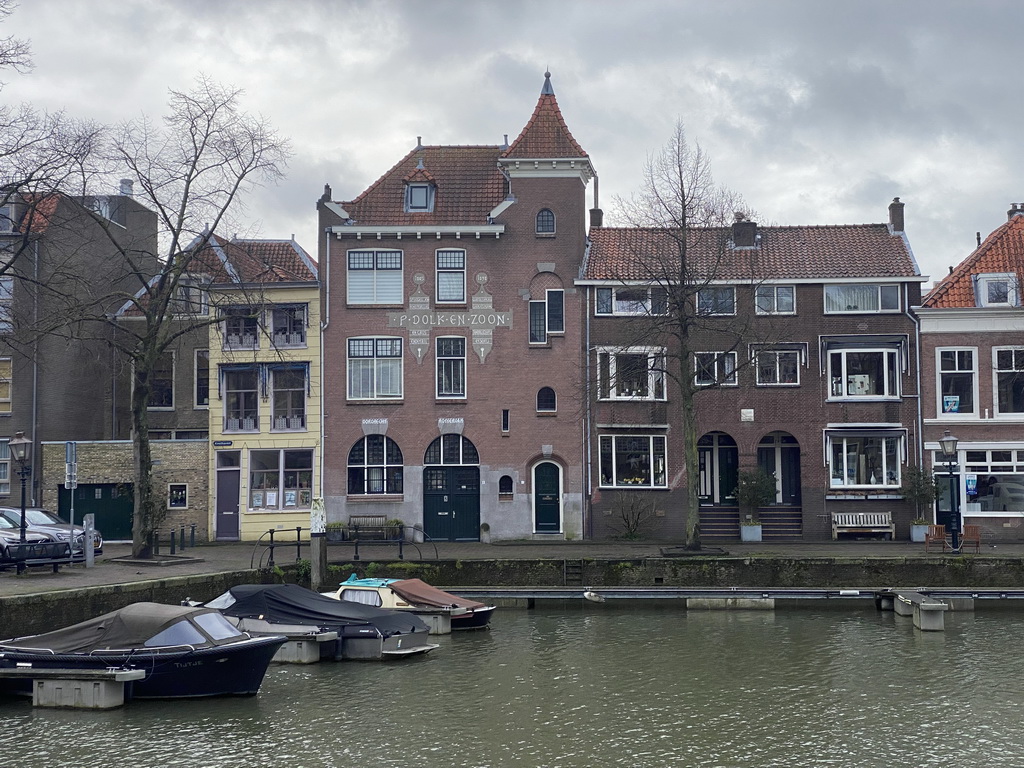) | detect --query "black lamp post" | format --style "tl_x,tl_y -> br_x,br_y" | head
8,431 -> 31,544
938,429 -> 960,552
